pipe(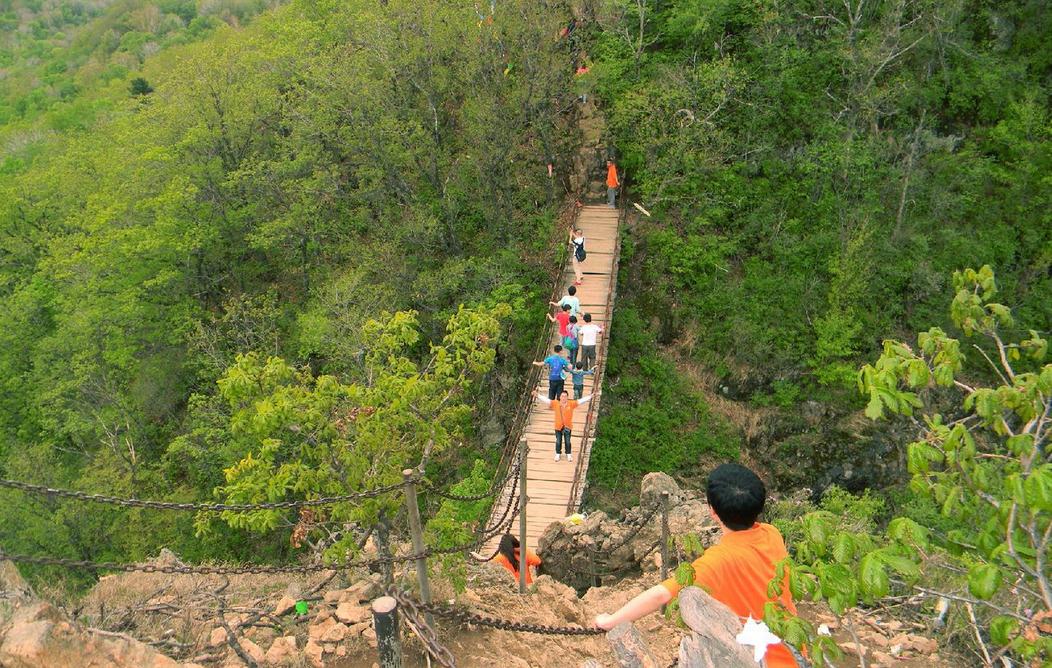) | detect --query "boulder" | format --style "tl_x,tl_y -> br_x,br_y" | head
335,601 -> 370,625
207,627 -> 226,648
538,477 -> 716,592
263,636 -> 297,666
322,590 -> 344,604
272,596 -> 296,617
239,638 -> 265,664
639,472 -> 685,508
0,598 -> 198,668
320,622 -> 348,644
345,578 -> 381,603
308,617 -> 337,642
304,639 -> 324,668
